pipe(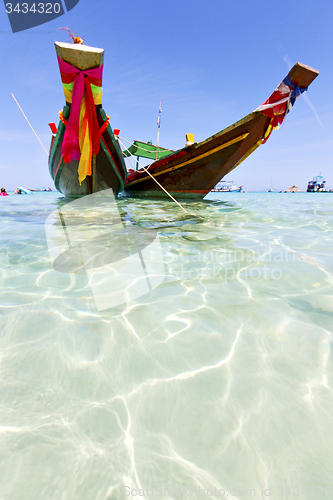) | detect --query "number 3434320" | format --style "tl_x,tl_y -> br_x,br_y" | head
5,3 -> 61,14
